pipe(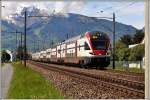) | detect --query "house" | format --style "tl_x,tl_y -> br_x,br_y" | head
128,38 -> 145,69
